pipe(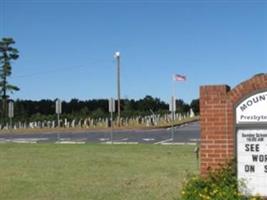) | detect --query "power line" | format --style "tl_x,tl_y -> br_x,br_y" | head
4,0 -> 266,4
12,59 -> 112,79
1,0 -> 6,37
